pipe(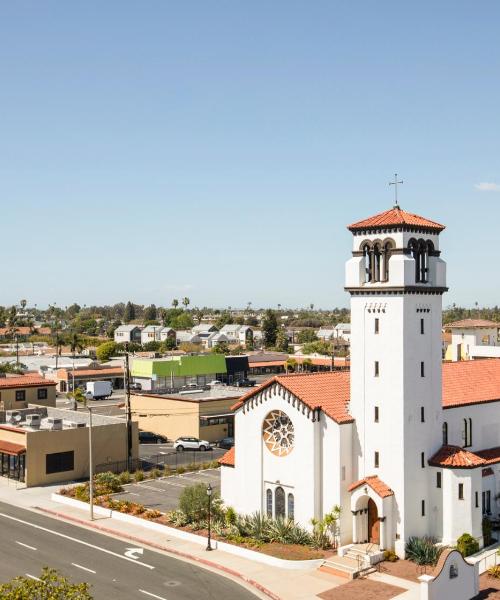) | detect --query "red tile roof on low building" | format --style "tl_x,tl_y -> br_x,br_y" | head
475,446 -> 500,465
348,207 -> 445,232
442,359 -> 500,408
348,475 -> 394,498
232,371 -> 353,424
56,367 -> 124,379
219,447 -> 235,467
0,440 -> 26,455
445,319 -> 499,329
428,445 -> 486,469
0,375 -> 56,389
